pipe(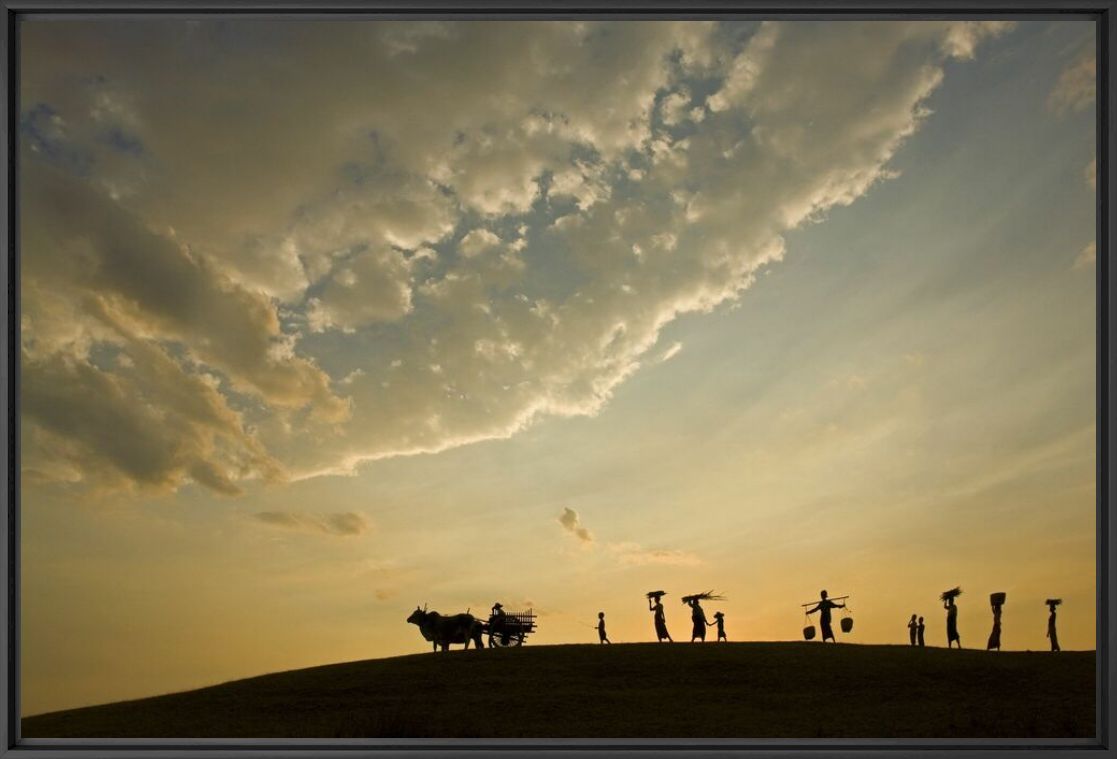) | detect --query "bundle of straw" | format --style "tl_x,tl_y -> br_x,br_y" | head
1045,598 -> 1063,607
940,586 -> 963,602
681,591 -> 726,605
646,590 -> 667,600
